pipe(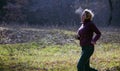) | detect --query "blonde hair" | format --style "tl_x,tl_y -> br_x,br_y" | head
81,9 -> 94,21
